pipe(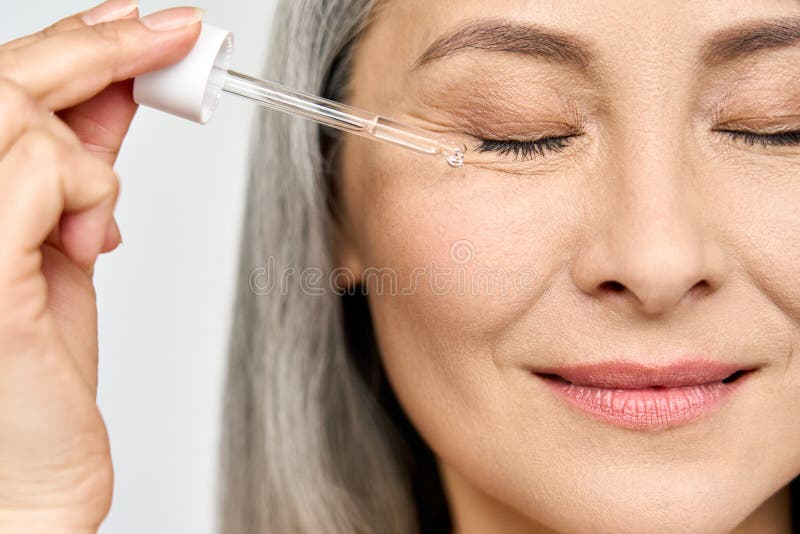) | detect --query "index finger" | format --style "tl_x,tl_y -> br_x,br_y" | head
0,7 -> 203,111
0,0 -> 140,52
